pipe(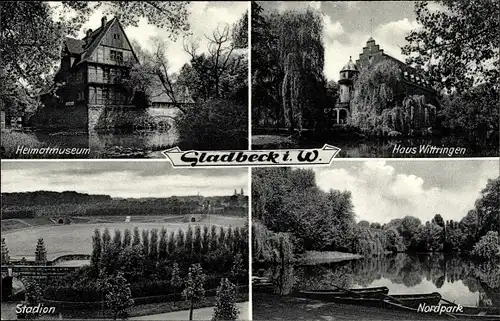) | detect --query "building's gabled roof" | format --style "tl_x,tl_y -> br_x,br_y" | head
79,17 -> 116,64
64,37 -> 85,55
61,17 -> 139,66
